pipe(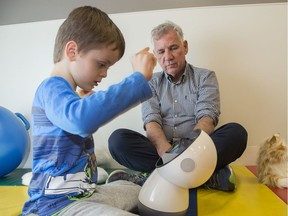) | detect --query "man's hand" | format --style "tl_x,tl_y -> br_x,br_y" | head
146,121 -> 172,156
193,116 -> 215,135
